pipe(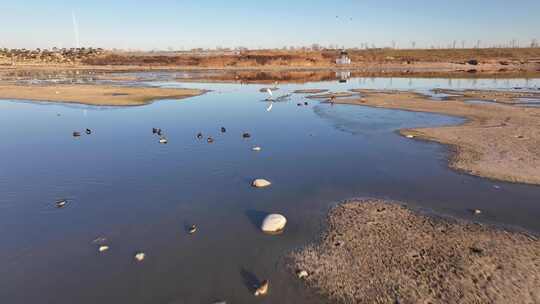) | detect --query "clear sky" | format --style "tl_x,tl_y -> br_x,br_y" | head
1,0 -> 539,50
